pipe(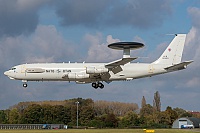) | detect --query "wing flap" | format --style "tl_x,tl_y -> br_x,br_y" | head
164,60 -> 193,71
105,57 -> 137,68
